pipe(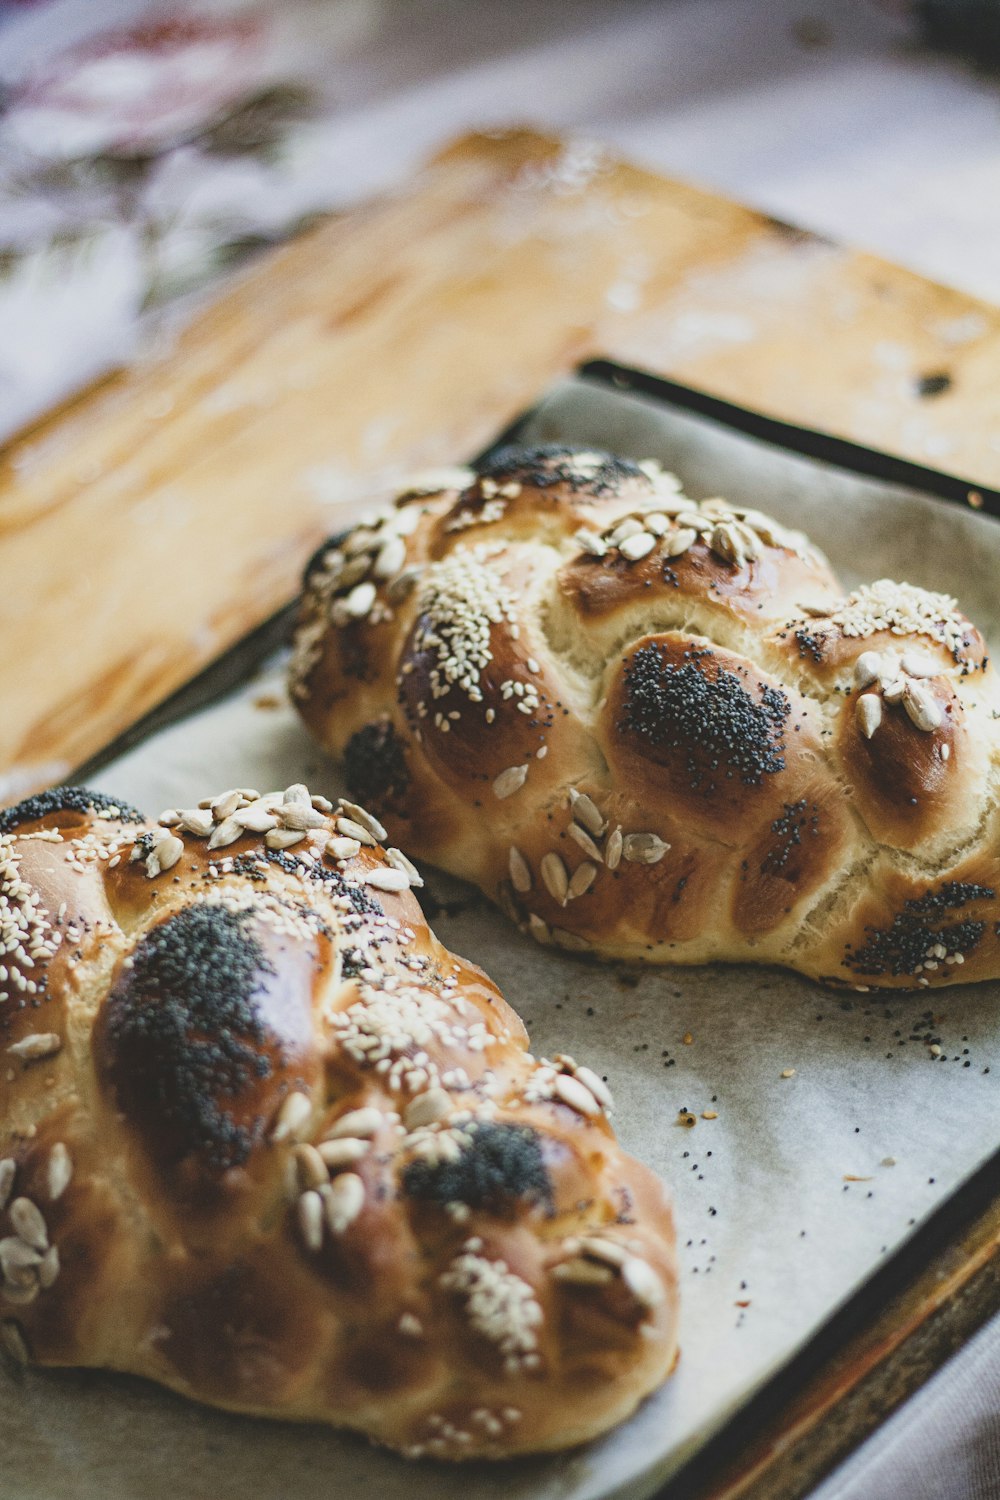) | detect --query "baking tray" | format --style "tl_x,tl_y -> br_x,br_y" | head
8,365 -> 1000,1500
